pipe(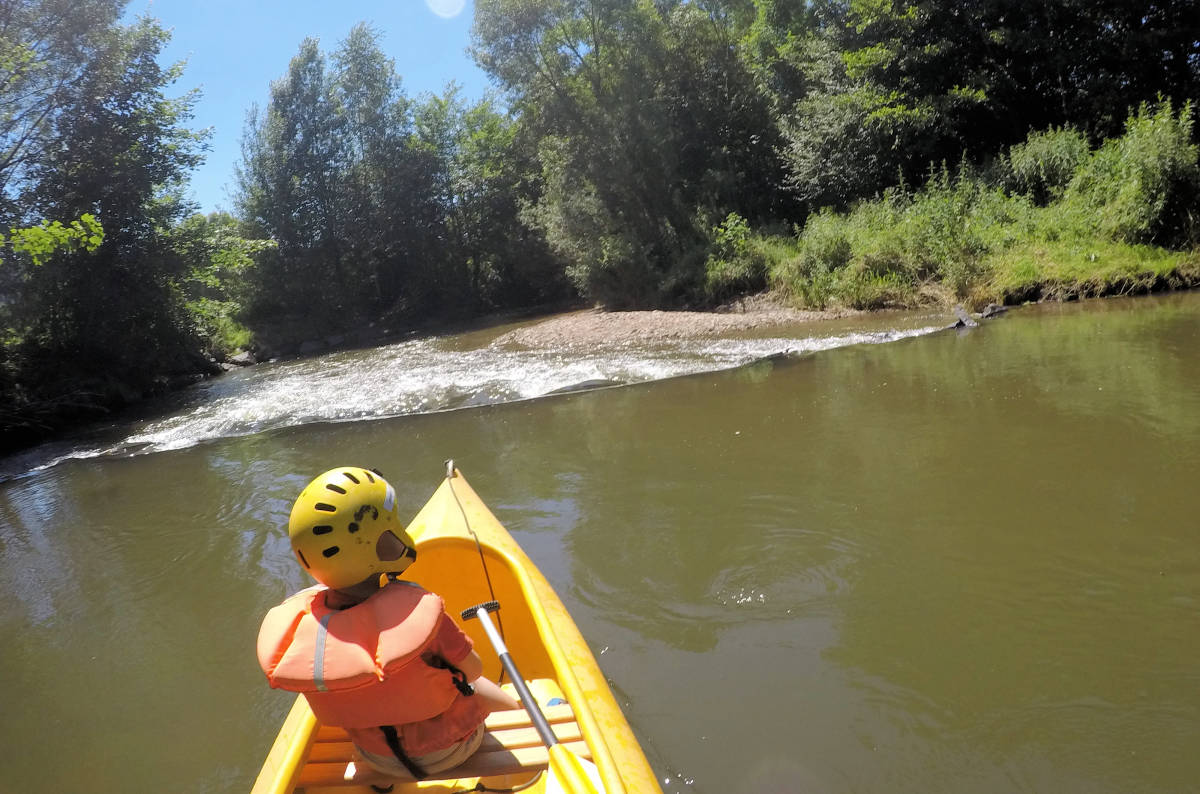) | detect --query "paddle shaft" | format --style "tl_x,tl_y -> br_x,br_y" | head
464,603 -> 560,749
